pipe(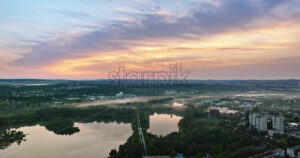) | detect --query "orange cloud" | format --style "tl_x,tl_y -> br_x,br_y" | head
43,21 -> 300,79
